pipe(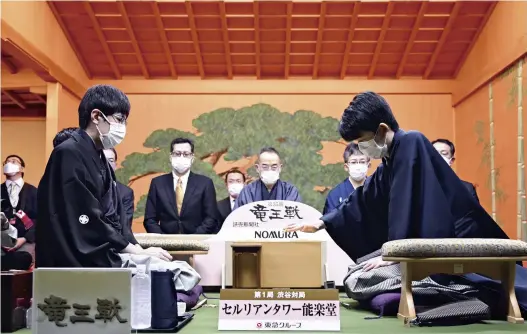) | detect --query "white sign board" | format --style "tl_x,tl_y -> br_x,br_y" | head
219,289 -> 340,331
33,268 -> 132,334
210,200 -> 331,242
